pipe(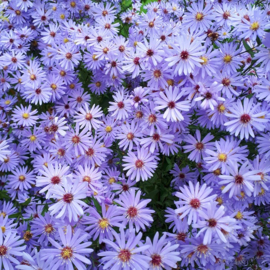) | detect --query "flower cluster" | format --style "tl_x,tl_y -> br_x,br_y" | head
0,0 -> 270,269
